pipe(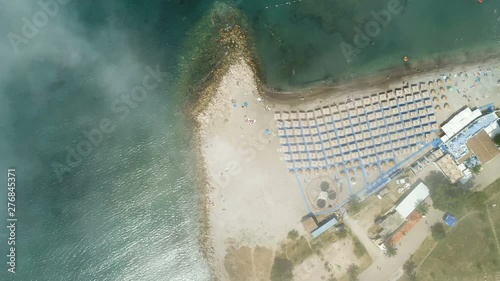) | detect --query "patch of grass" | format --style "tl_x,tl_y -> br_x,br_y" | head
352,235 -> 367,258
284,235 -> 314,265
311,229 -> 338,252
411,237 -> 437,266
270,256 -> 294,281
417,211 -> 500,280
